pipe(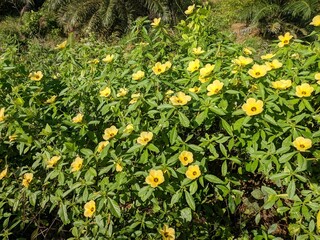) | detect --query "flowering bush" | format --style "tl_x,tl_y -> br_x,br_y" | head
0,5 -> 320,239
